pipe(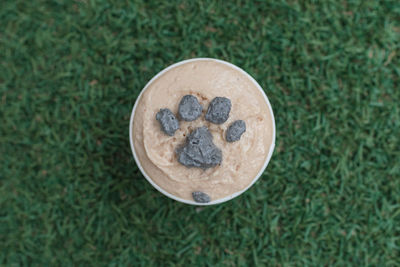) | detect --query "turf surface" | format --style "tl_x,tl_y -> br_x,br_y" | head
1,0 -> 400,266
